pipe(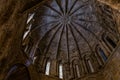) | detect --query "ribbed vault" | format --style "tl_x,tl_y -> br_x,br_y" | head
31,0 -> 103,60
22,0 -> 120,79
